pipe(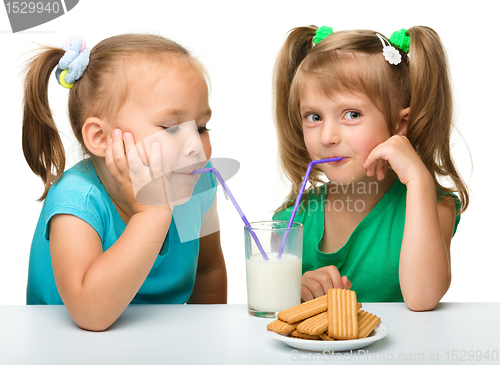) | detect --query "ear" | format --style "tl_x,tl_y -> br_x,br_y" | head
395,107 -> 410,136
82,117 -> 110,157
